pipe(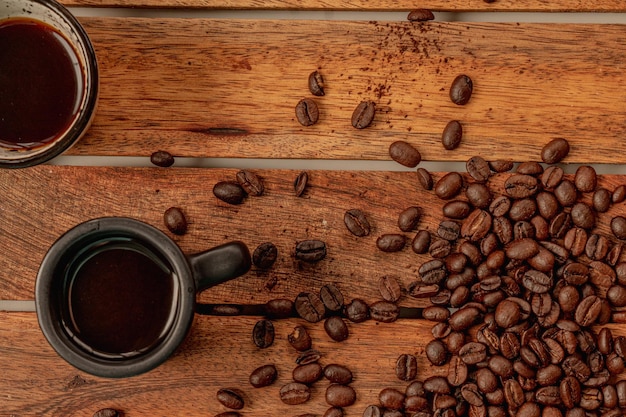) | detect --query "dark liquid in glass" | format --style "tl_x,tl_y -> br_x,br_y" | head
65,242 -> 177,357
0,18 -> 84,148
